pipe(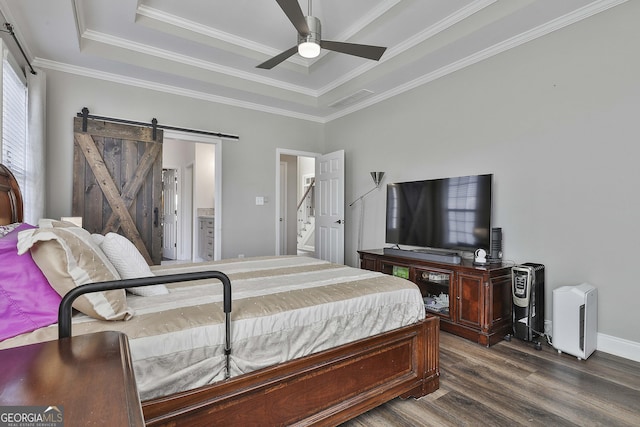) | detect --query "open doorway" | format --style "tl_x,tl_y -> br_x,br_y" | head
276,149 -> 345,263
297,160 -> 315,255
277,150 -> 318,256
162,131 -> 222,262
